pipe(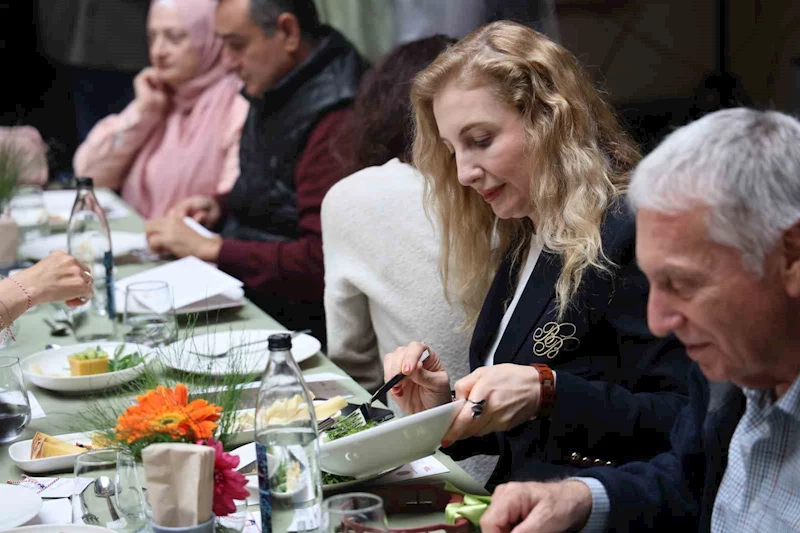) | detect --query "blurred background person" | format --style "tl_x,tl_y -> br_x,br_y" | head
146,0 -> 367,344
322,35 -> 497,484
73,0 -> 248,219
37,0 -> 150,144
